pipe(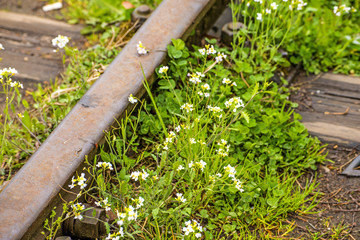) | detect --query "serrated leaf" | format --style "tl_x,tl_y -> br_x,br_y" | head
241,111 -> 250,124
